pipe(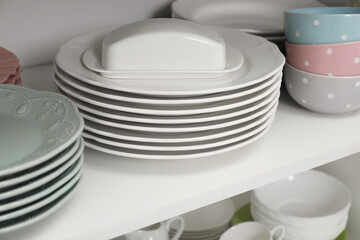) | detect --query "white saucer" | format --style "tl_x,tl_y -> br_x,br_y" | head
55,25 -> 284,96
82,43 -> 244,79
